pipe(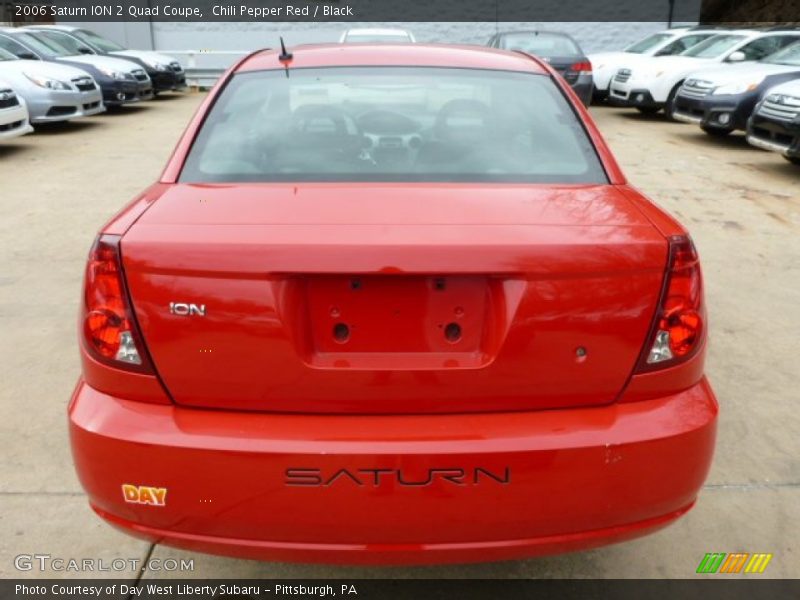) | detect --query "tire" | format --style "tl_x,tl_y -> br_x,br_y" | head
784,155 -> 800,166
636,105 -> 660,115
701,125 -> 733,137
664,83 -> 683,121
